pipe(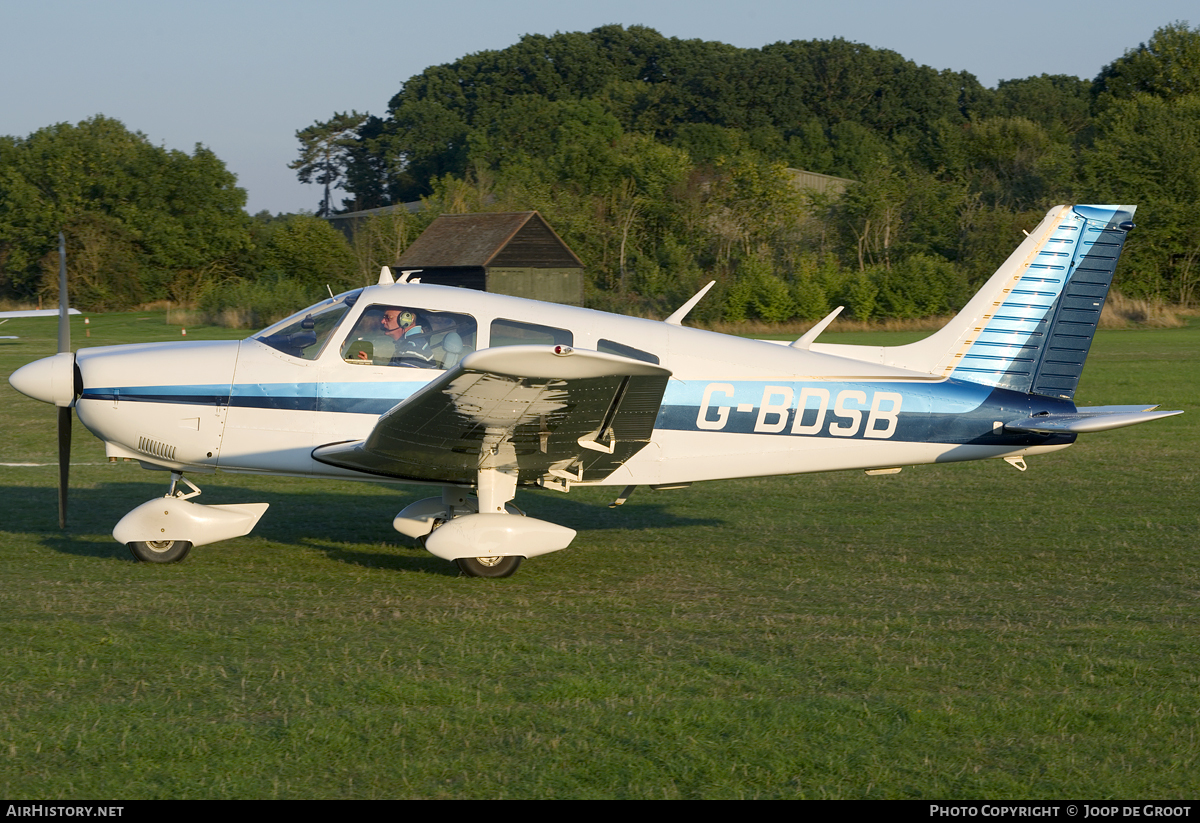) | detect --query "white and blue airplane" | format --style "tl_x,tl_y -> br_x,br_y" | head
8,204 -> 1182,576
0,309 -> 82,338
1,235 -> 82,338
